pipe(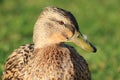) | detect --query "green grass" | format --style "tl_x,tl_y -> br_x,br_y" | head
0,0 -> 120,80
